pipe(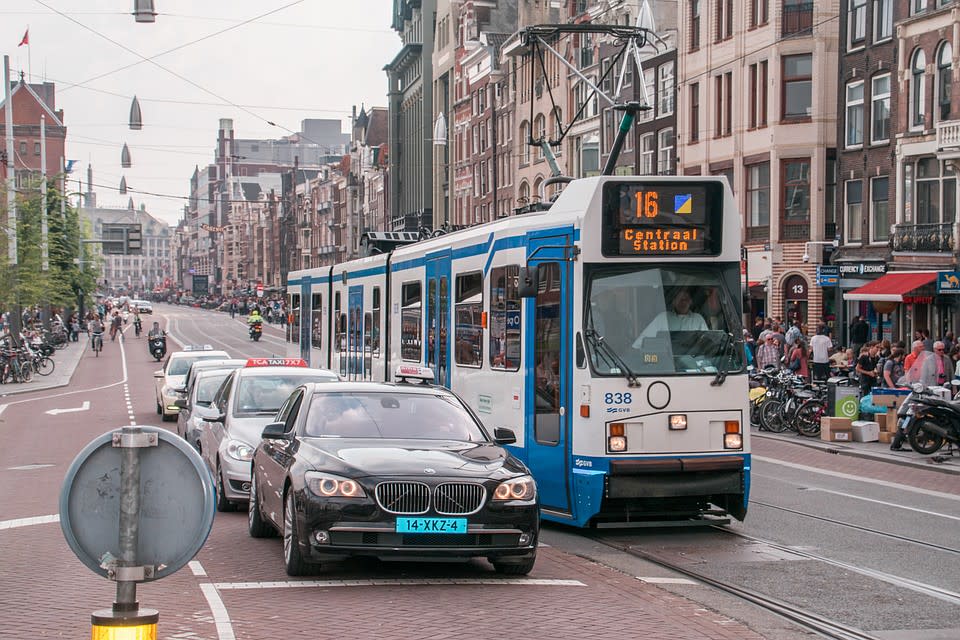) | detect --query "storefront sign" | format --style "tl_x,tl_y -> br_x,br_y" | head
838,263 -> 887,277
903,296 -> 933,304
816,265 -> 839,286
937,271 -> 960,294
